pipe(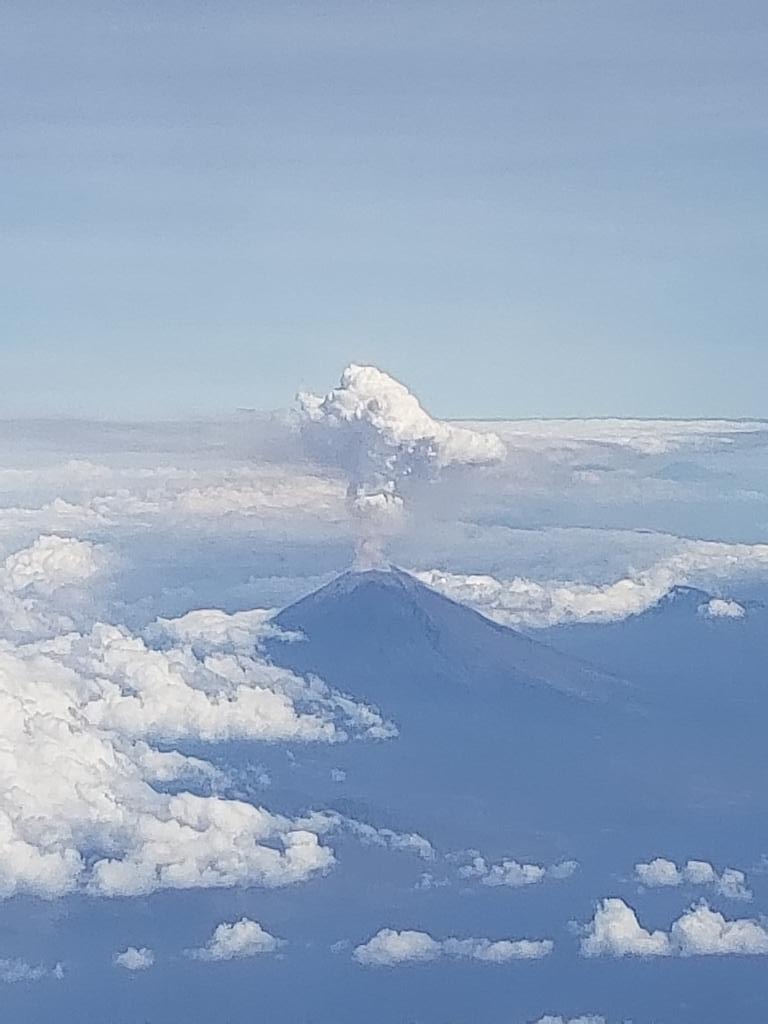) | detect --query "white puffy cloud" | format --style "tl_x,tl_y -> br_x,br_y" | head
1,534 -> 108,595
354,929 -> 441,966
113,947 -> 155,971
635,858 -> 752,901
701,598 -> 746,619
0,536 -> 397,900
341,819 -> 435,861
669,902 -> 768,955
146,607 -> 283,653
0,958 -> 63,983
458,854 -> 577,888
353,928 -> 552,966
416,538 -> 768,628
581,899 -> 672,958
298,365 -> 505,562
581,898 -> 768,957
187,918 -> 283,961
0,535 -> 112,641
